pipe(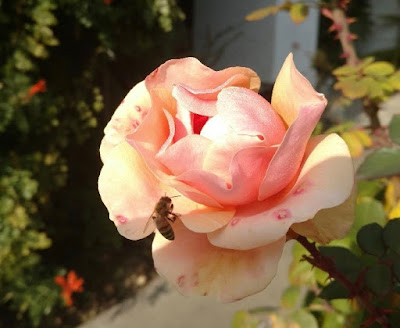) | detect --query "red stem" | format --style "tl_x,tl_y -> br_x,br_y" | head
294,233 -> 390,328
